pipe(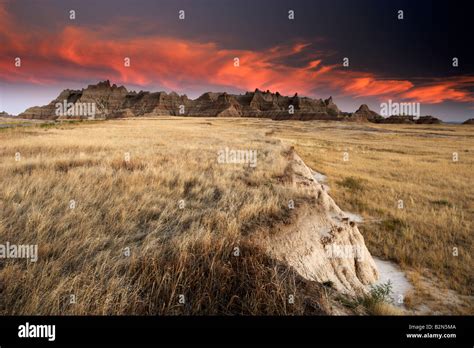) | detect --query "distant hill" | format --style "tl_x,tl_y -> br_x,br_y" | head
0,111 -> 13,117
18,80 -> 443,124
380,115 -> 442,124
